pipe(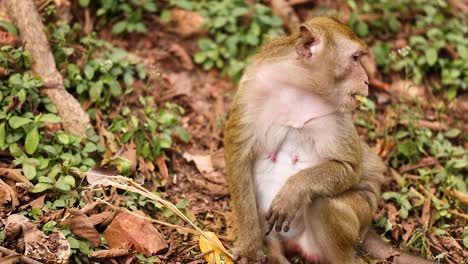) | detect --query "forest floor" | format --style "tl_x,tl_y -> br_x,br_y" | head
0,1 -> 466,264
